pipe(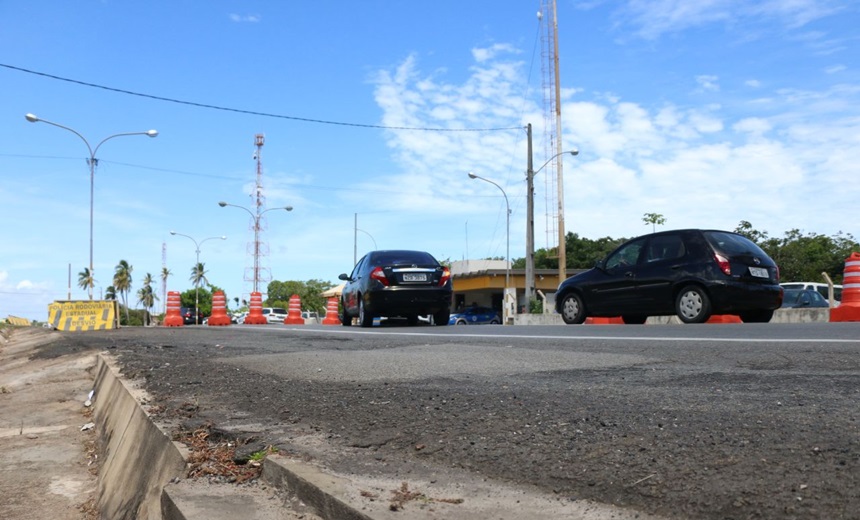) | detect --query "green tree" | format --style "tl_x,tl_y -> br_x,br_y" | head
77,267 -> 95,297
104,285 -> 117,301
642,212 -> 667,233
136,273 -> 157,326
190,262 -> 208,288
178,285 -> 224,317
113,260 -> 133,325
267,279 -> 335,313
